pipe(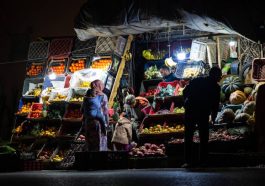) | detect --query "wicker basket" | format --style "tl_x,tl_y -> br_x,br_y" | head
95,37 -> 117,54
28,40 -> 49,60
